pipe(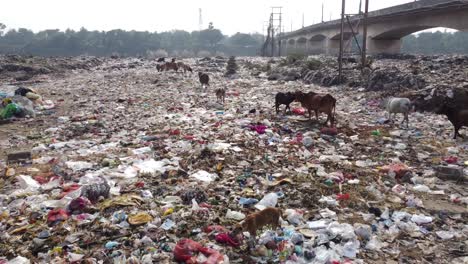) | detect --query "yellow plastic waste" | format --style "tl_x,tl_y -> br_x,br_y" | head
5,168 -> 15,177
100,194 -> 143,210
216,162 -> 223,172
163,208 -> 174,216
128,212 -> 153,225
